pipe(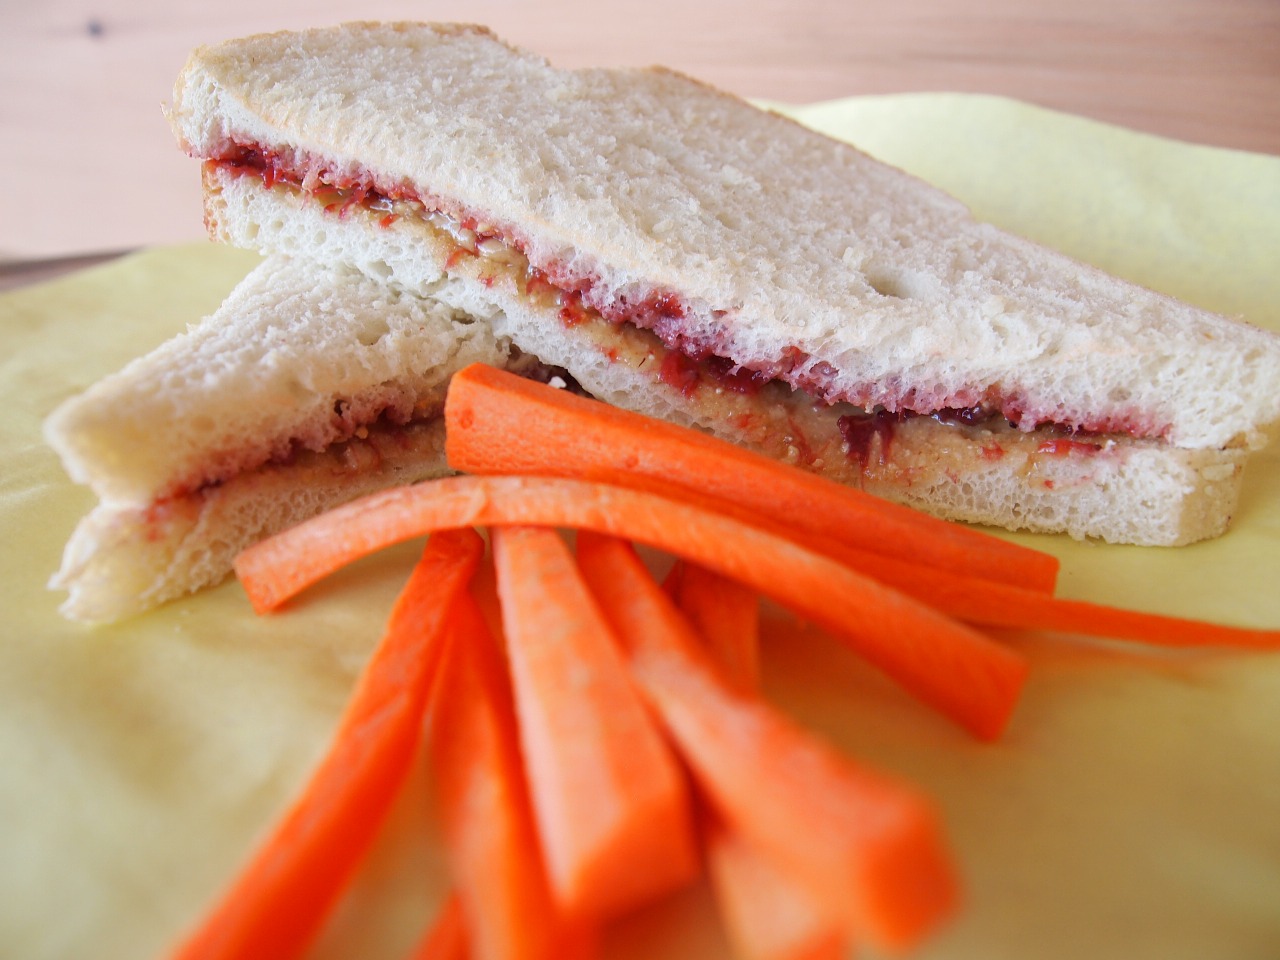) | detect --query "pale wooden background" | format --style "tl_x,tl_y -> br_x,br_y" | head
2,0 -> 1278,278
